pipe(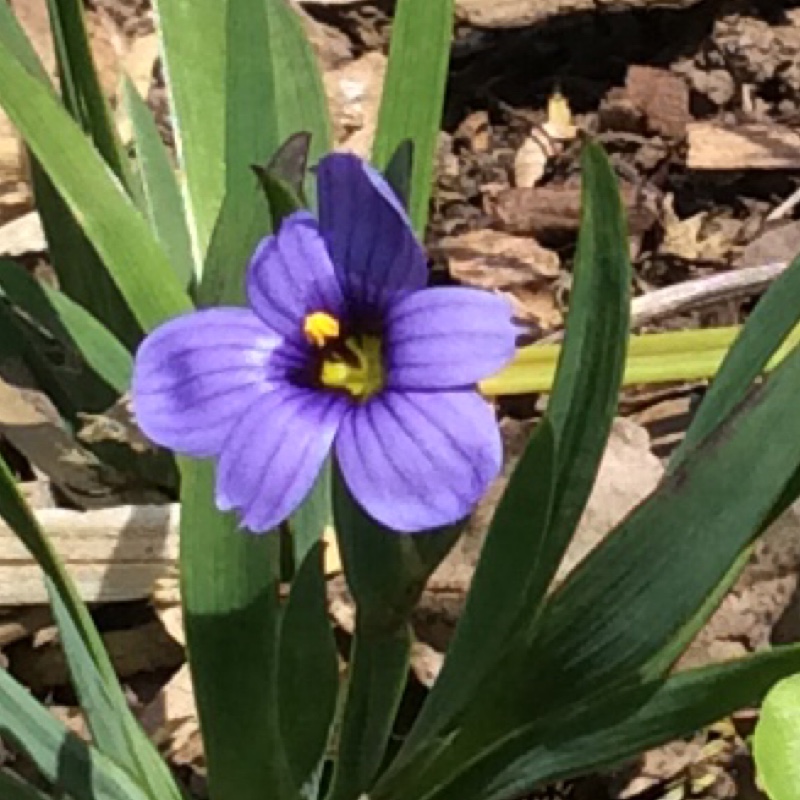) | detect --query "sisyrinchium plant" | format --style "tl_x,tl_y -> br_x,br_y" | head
1,2 -> 800,800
